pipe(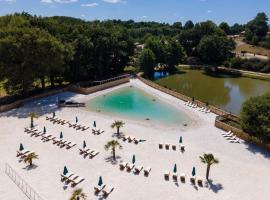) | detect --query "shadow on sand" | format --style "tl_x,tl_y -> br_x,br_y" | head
205,179 -> 224,193
243,141 -> 270,160
104,155 -> 122,165
0,92 -> 78,119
